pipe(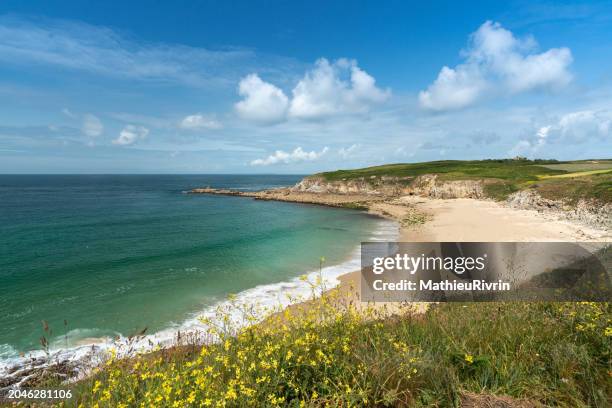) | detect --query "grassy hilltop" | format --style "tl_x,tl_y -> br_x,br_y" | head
316,159 -> 612,202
